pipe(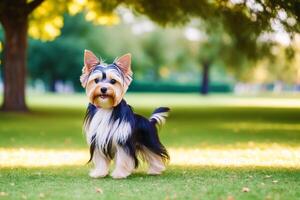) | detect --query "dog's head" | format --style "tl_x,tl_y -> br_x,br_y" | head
80,50 -> 133,109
